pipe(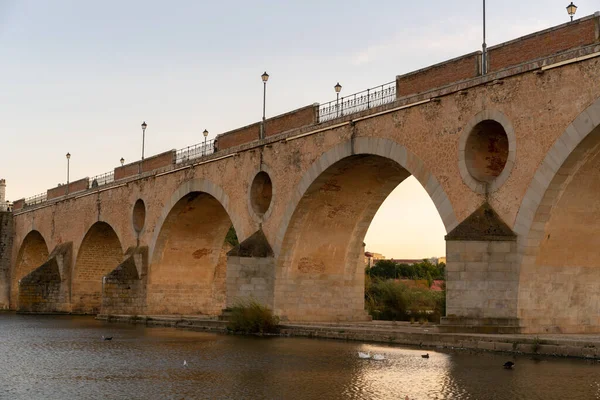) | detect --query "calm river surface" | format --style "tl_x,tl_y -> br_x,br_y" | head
1,314 -> 599,400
